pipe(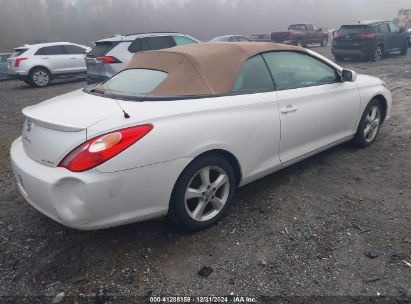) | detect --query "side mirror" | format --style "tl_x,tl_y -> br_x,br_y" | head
341,69 -> 357,82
